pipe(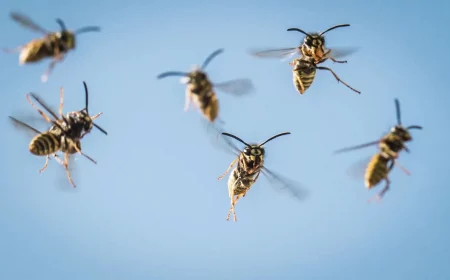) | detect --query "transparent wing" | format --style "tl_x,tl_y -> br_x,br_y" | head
9,116 -> 43,139
214,79 -> 254,96
205,122 -> 241,157
345,155 -> 372,183
28,93 -> 61,121
10,12 -> 50,34
333,140 -> 380,154
261,167 -> 309,201
248,47 -> 300,59
326,47 -> 359,59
